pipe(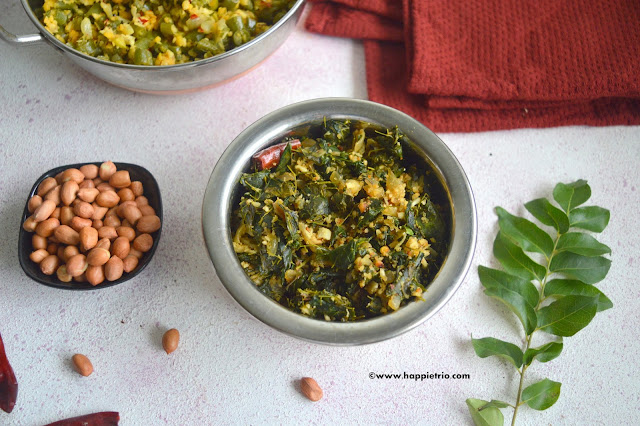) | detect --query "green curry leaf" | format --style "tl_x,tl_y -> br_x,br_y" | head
472,336 -> 523,368
536,295 -> 598,337
493,232 -> 546,281
495,207 -> 554,257
466,399 -> 504,426
524,198 -> 570,233
521,379 -> 561,411
544,279 -> 612,312
569,206 -> 610,233
523,341 -> 563,366
553,180 -> 591,212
